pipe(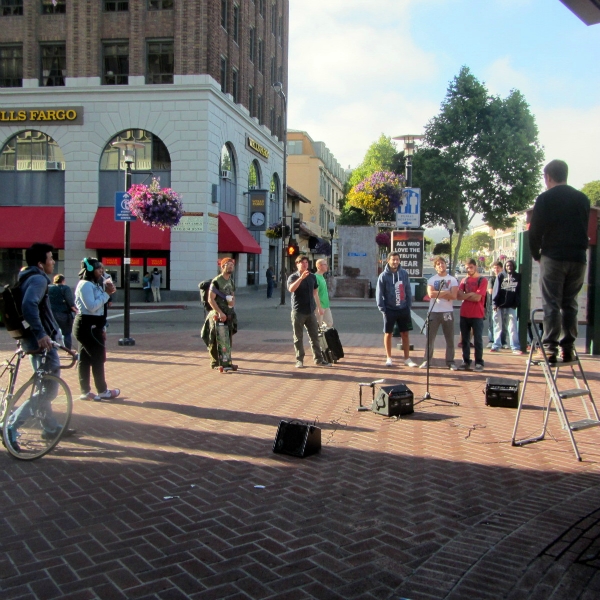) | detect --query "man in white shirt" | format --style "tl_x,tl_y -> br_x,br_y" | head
420,256 -> 459,370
